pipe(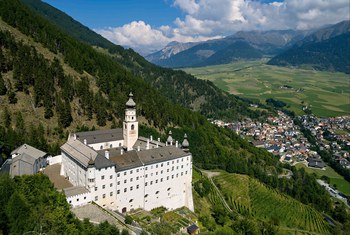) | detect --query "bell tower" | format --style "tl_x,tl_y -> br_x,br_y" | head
123,92 -> 138,151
